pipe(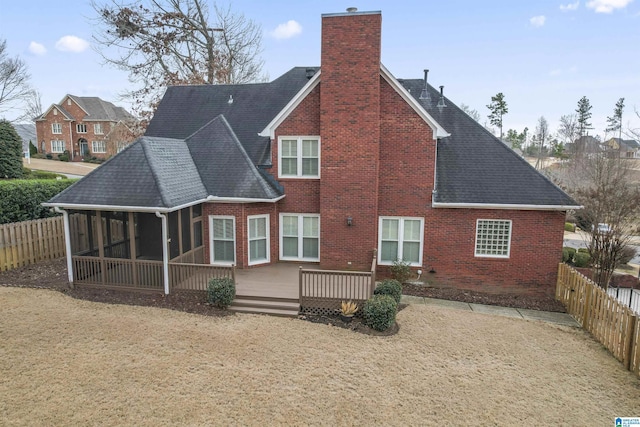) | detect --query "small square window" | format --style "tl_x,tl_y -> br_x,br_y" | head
475,219 -> 512,258
77,124 -> 87,133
